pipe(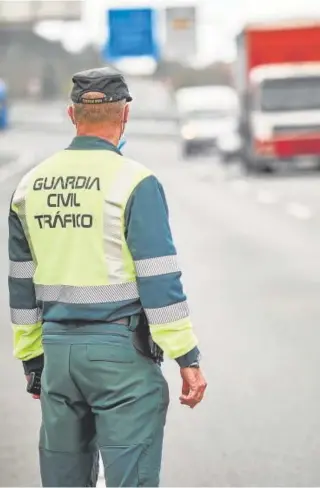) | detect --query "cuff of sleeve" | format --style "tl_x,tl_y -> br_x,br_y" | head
23,354 -> 44,375
175,346 -> 200,368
